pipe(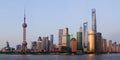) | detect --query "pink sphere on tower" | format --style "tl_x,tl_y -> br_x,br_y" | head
22,22 -> 27,28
